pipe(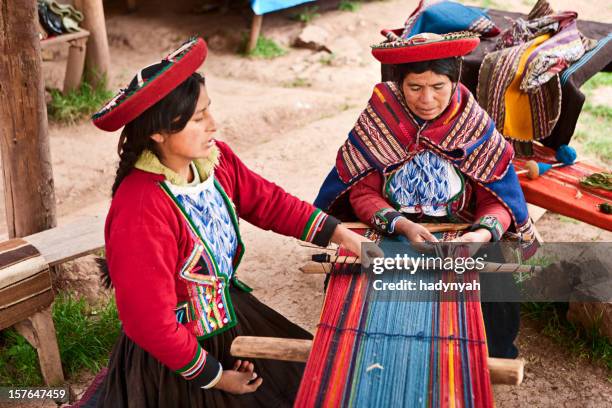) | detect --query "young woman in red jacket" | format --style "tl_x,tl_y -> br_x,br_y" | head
84,38 -> 382,407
